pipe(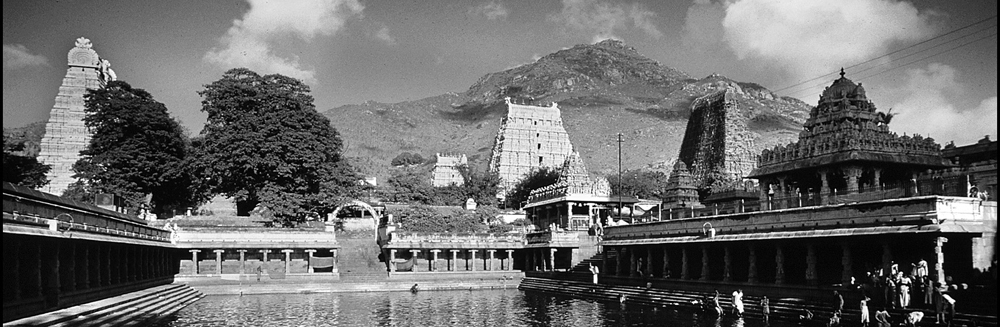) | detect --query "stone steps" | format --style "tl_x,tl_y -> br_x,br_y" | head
518,277 -> 996,327
4,284 -> 203,327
